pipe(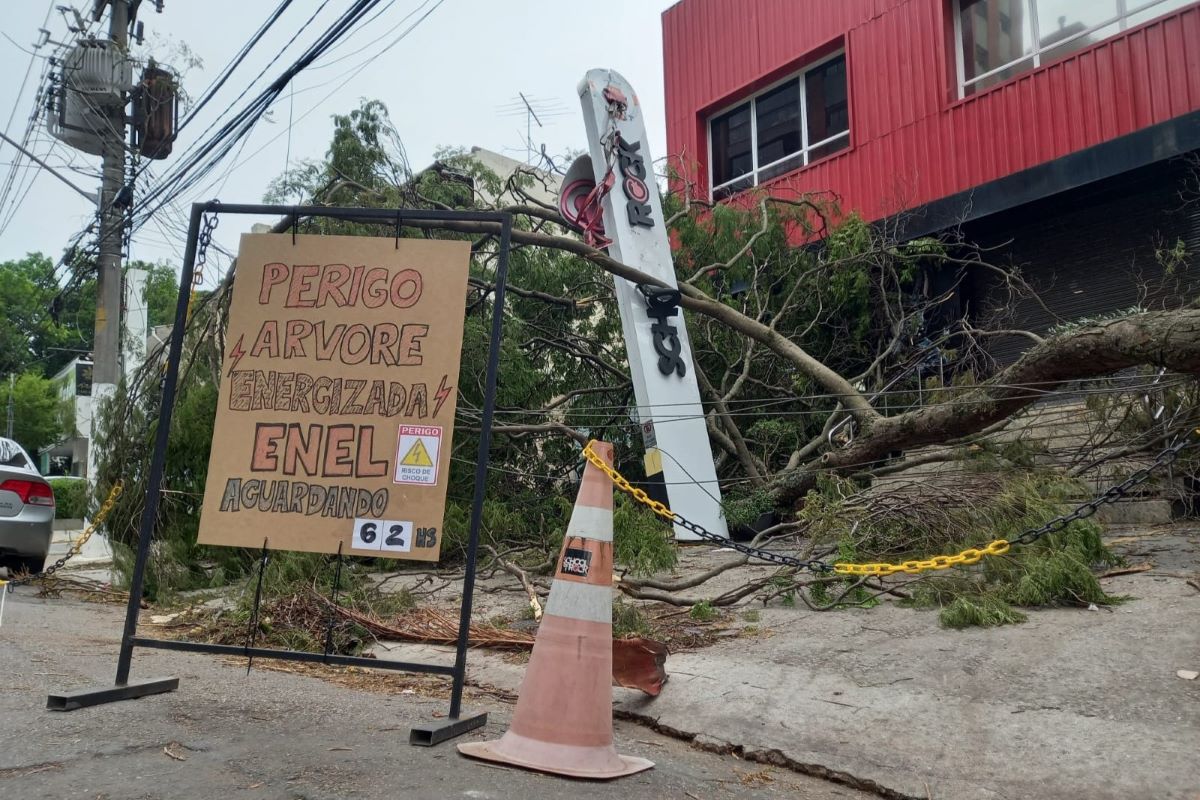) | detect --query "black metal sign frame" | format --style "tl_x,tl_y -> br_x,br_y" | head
47,202 -> 514,747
